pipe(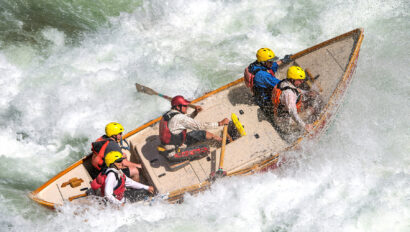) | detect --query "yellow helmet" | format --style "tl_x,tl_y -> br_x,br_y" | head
105,122 -> 124,137
256,48 -> 276,62
287,66 -> 306,80
105,151 -> 124,167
